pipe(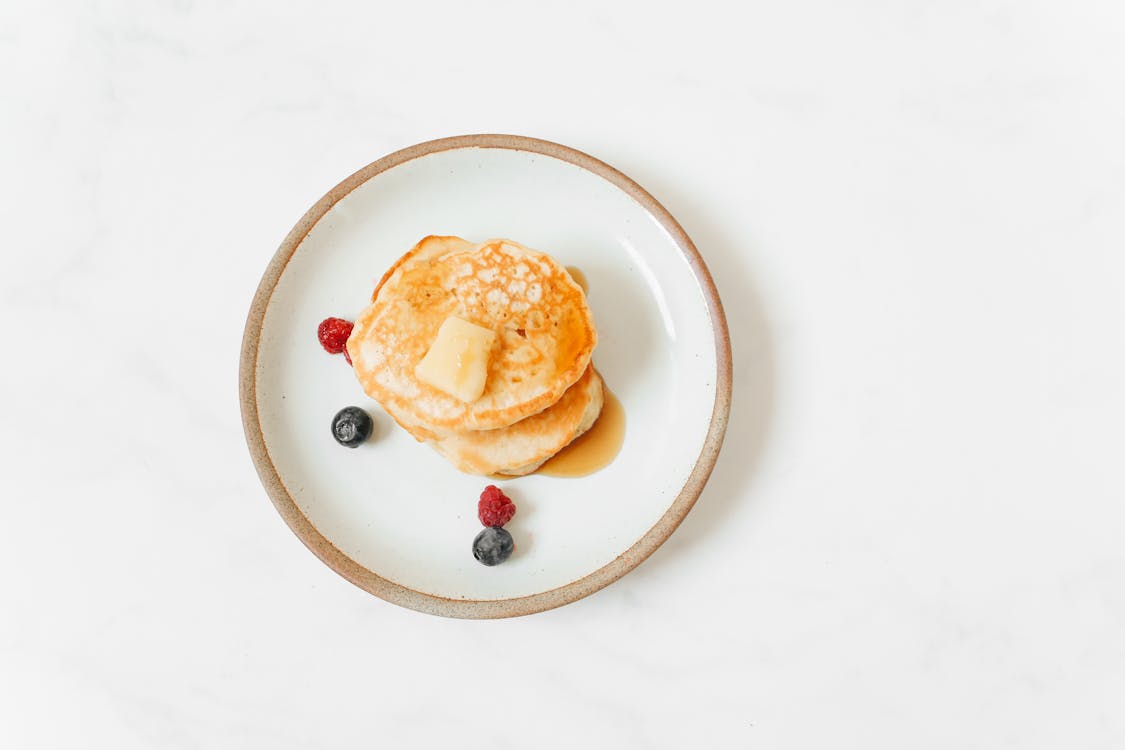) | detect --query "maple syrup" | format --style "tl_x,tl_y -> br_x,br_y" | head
536,386 -> 624,477
565,266 -> 589,294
